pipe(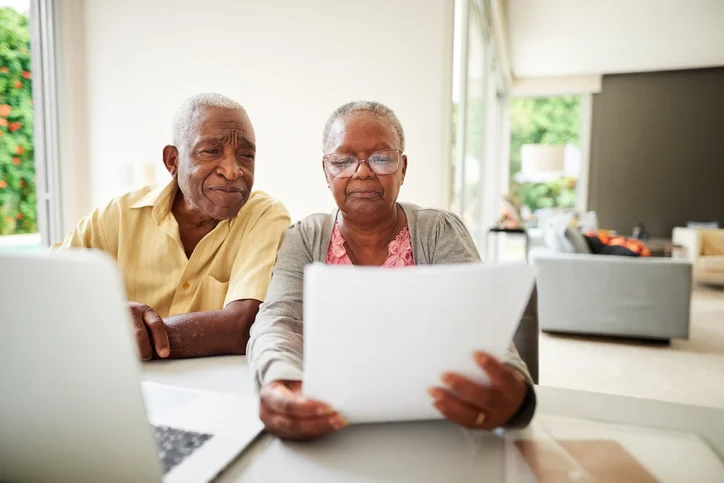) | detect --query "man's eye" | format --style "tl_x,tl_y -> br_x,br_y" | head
370,156 -> 391,164
332,158 -> 354,167
202,149 -> 220,155
241,153 -> 255,160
